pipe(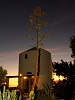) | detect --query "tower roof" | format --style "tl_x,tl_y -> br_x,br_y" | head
19,47 -> 51,55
